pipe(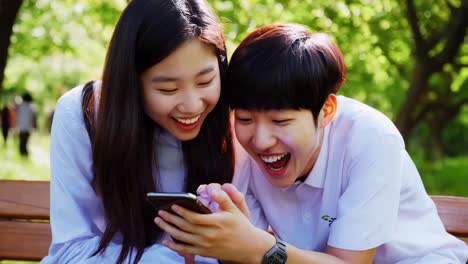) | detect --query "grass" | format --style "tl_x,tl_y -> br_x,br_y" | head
415,156 -> 468,196
0,132 -> 50,181
0,133 -> 466,263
